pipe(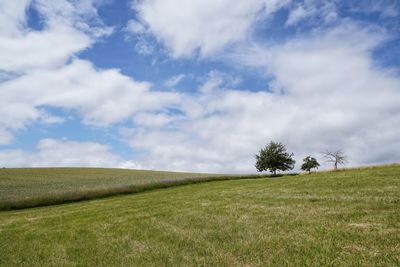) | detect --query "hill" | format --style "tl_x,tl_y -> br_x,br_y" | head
0,165 -> 399,266
0,167 -> 230,210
